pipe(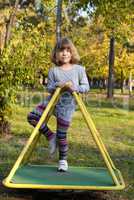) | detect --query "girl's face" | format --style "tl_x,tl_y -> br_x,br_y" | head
58,48 -> 72,64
